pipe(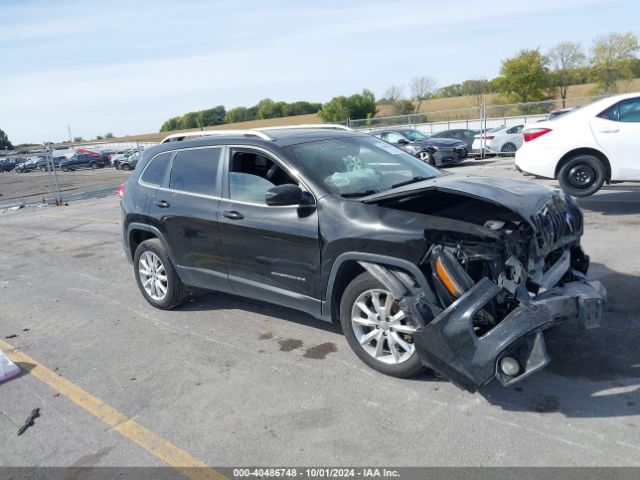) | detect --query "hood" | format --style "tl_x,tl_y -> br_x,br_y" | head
362,175 -> 558,224
415,138 -> 464,148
